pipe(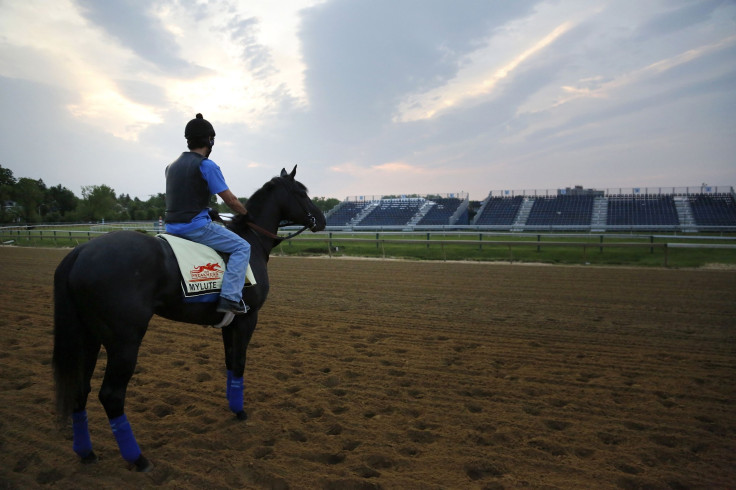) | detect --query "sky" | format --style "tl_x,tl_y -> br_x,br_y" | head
1,0 -> 735,202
